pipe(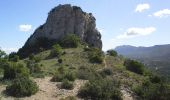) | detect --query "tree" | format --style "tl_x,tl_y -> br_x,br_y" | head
107,49 -> 118,56
6,77 -> 38,97
60,34 -> 80,48
124,59 -> 145,75
0,49 -> 6,58
50,44 -> 62,57
9,52 -> 19,62
3,62 -> 29,79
